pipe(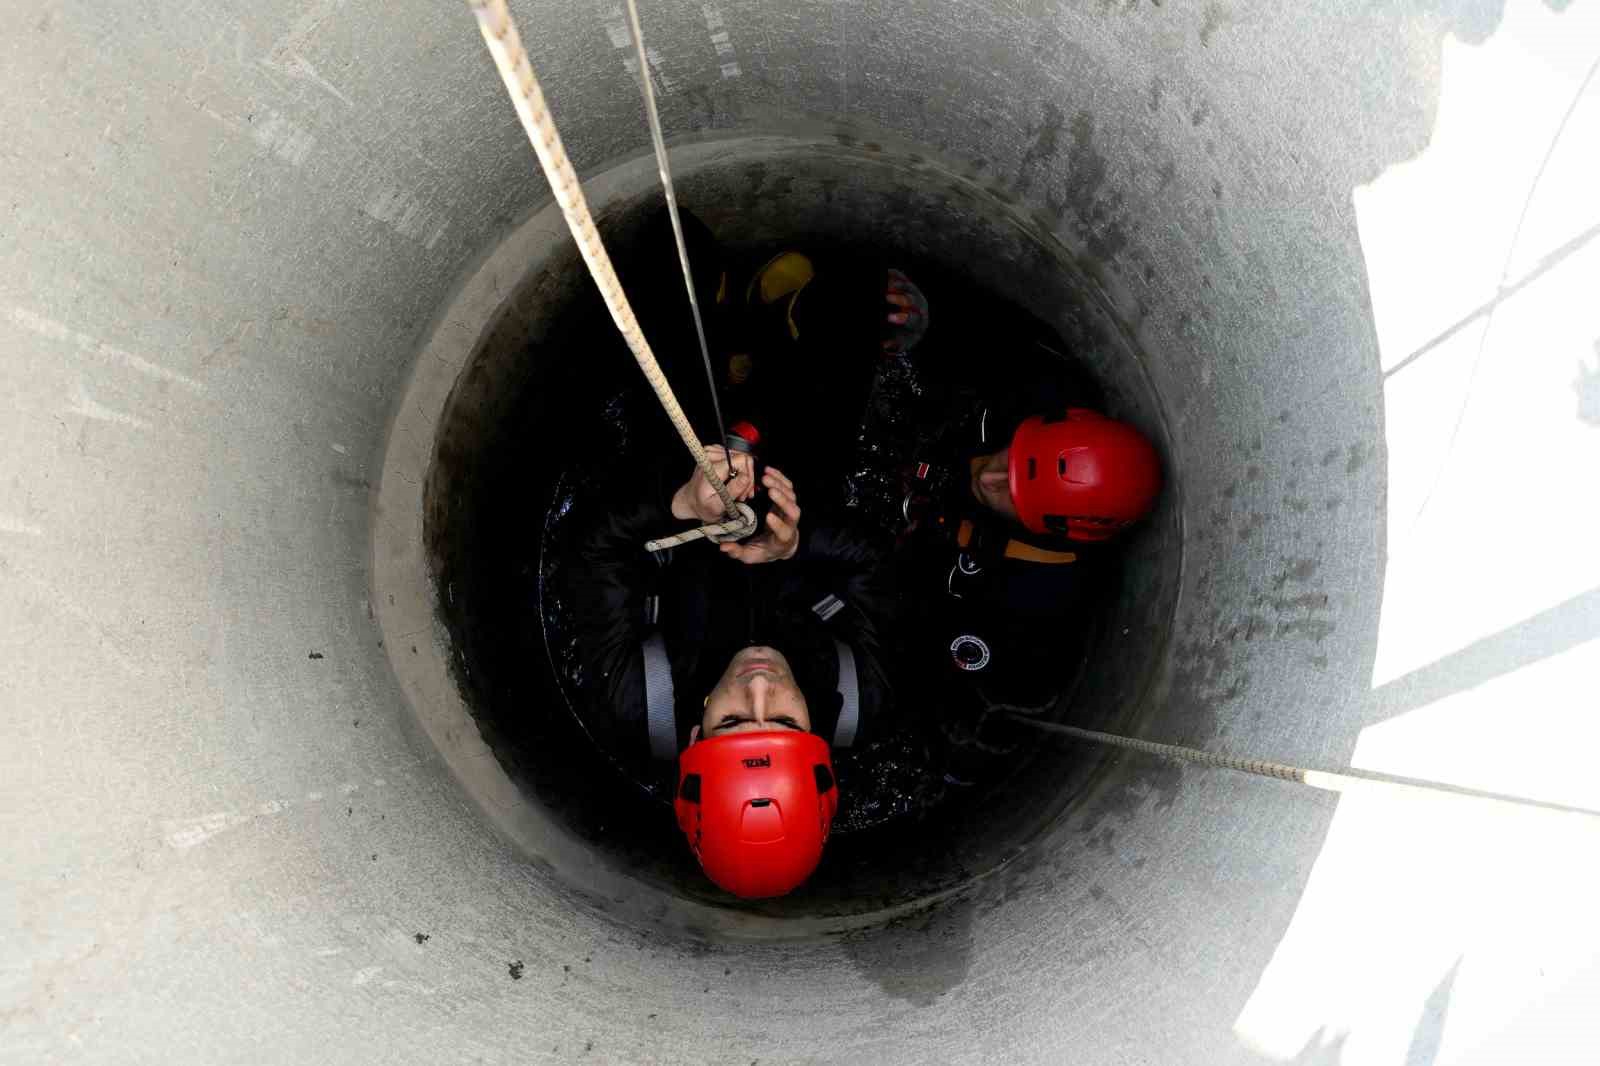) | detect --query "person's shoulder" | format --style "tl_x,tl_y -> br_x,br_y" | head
796,509 -> 893,562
